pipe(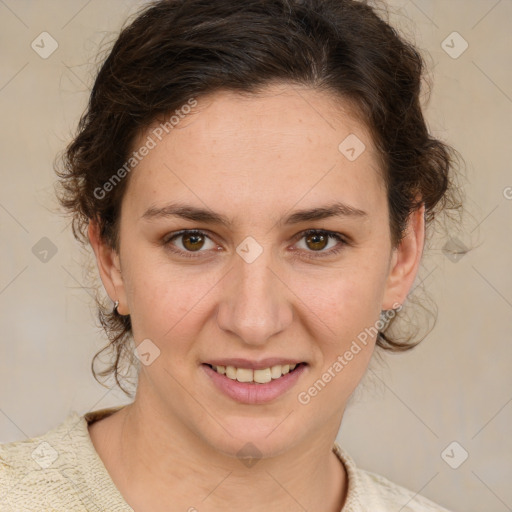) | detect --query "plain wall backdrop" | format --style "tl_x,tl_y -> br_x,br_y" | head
1,1 -> 511,511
